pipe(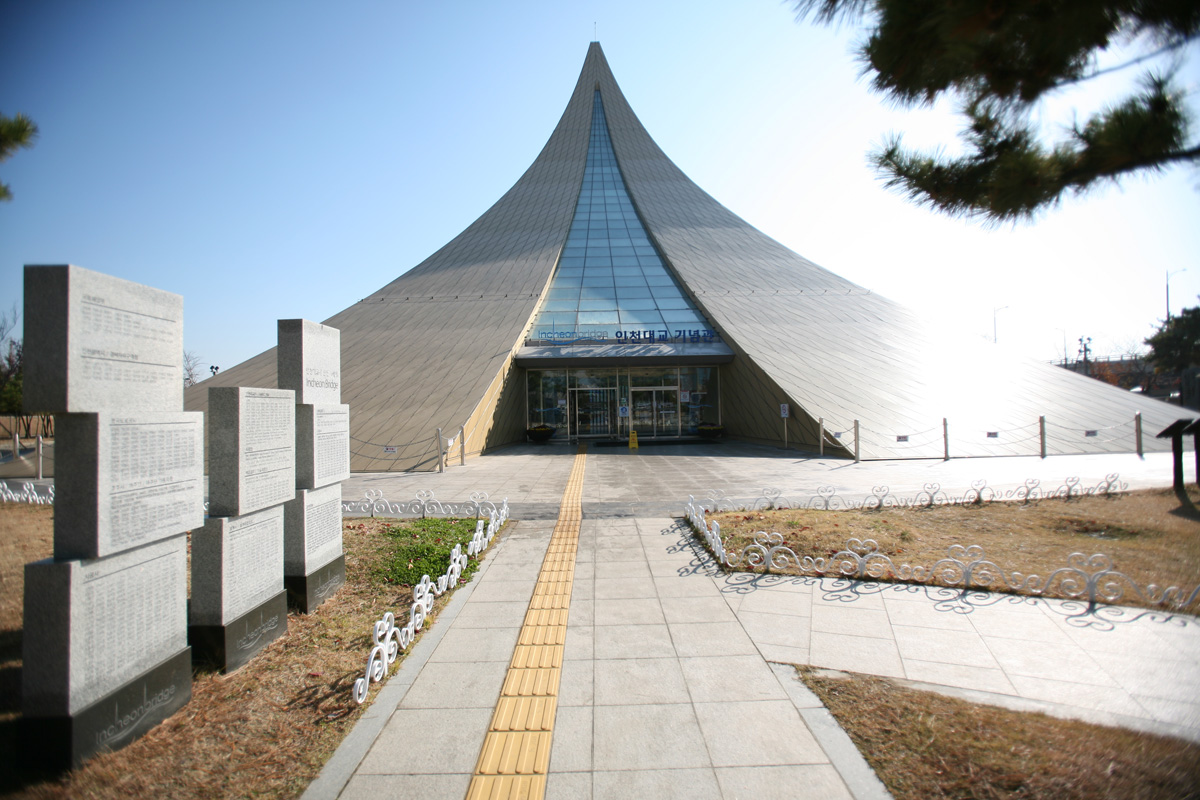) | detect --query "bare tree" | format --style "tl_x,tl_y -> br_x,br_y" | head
183,349 -> 202,388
